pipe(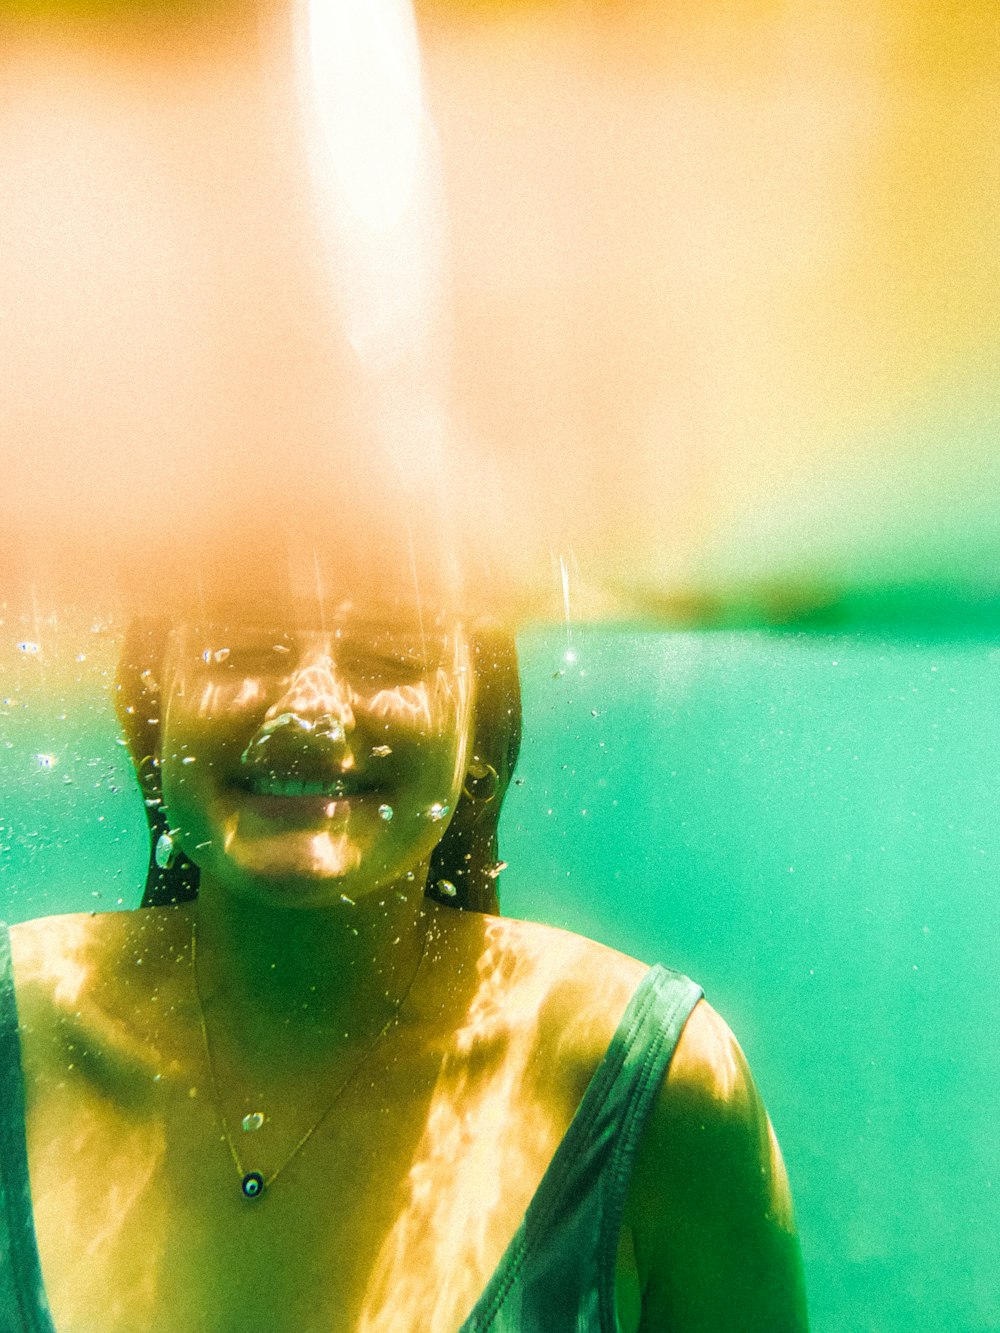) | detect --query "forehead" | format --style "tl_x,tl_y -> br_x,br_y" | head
174,596 -> 463,636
